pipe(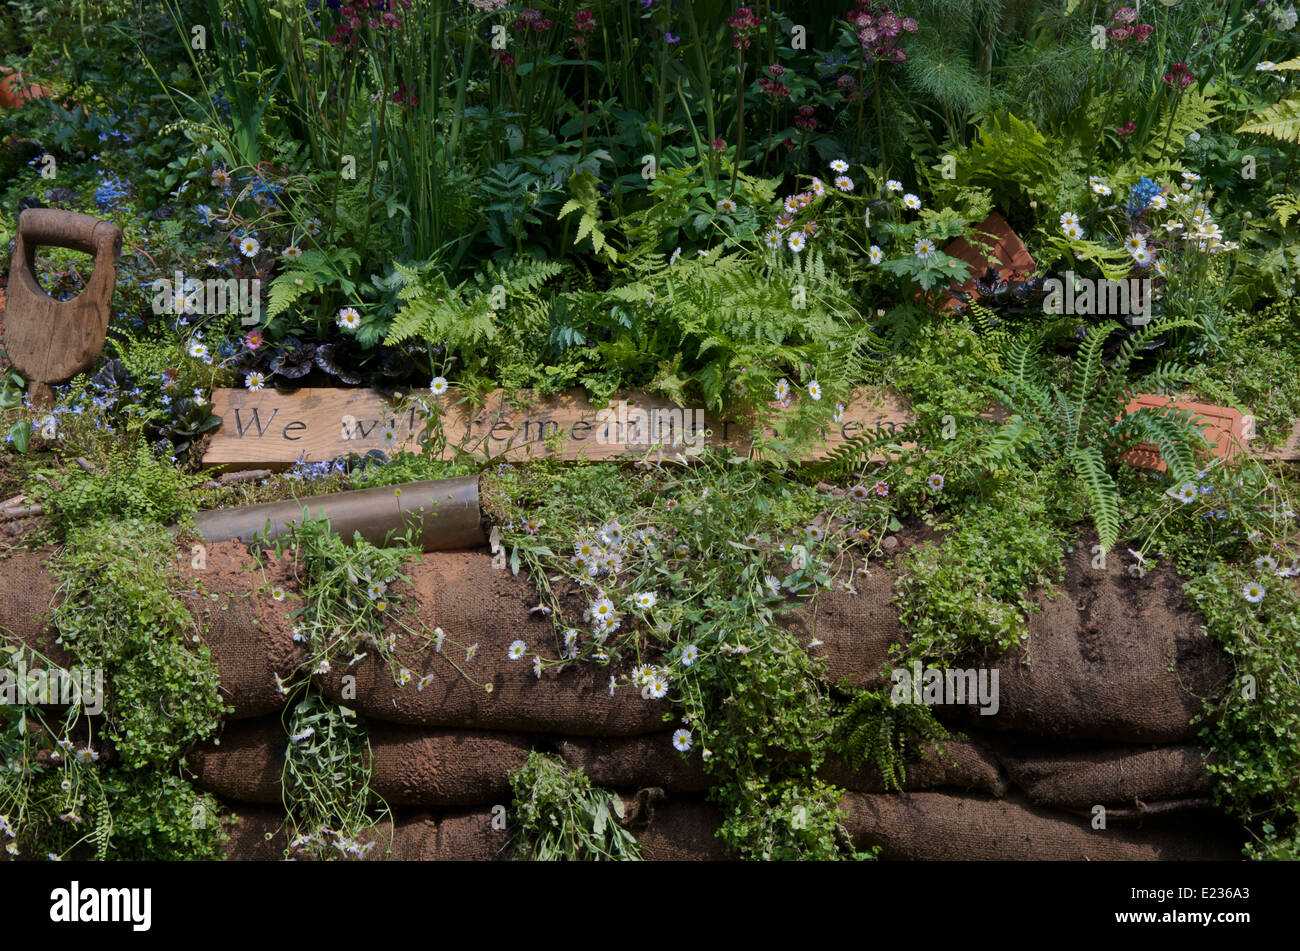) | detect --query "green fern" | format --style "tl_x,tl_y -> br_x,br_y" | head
1238,93 -> 1300,144
832,689 -> 952,792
